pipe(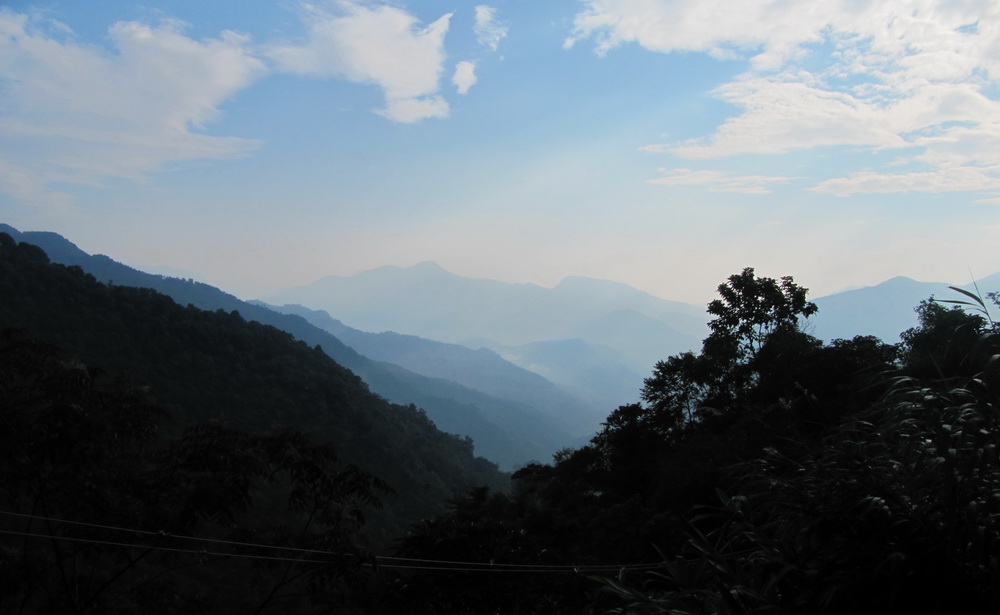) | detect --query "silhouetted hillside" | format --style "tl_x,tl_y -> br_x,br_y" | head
0,231 -> 508,542
260,302 -> 603,438
0,225 -> 571,468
